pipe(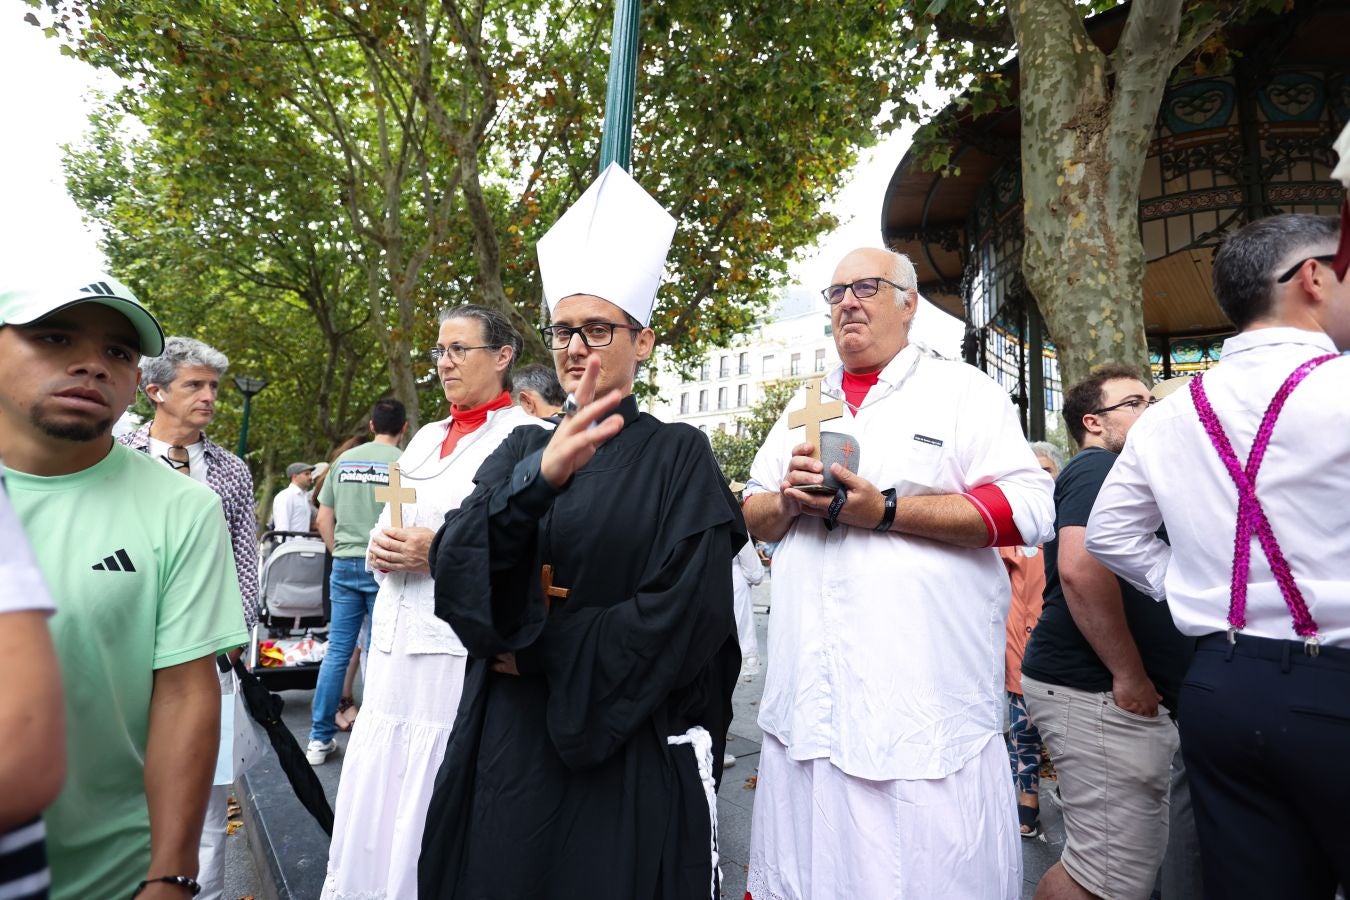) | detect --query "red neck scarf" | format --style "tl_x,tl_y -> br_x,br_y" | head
841,369 -> 881,415
440,390 -> 512,458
